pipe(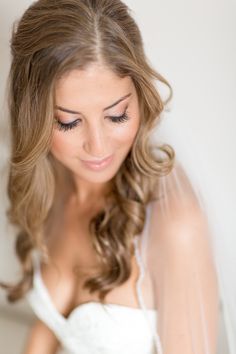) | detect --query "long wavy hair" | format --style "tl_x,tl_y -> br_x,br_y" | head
0,0 -> 175,303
